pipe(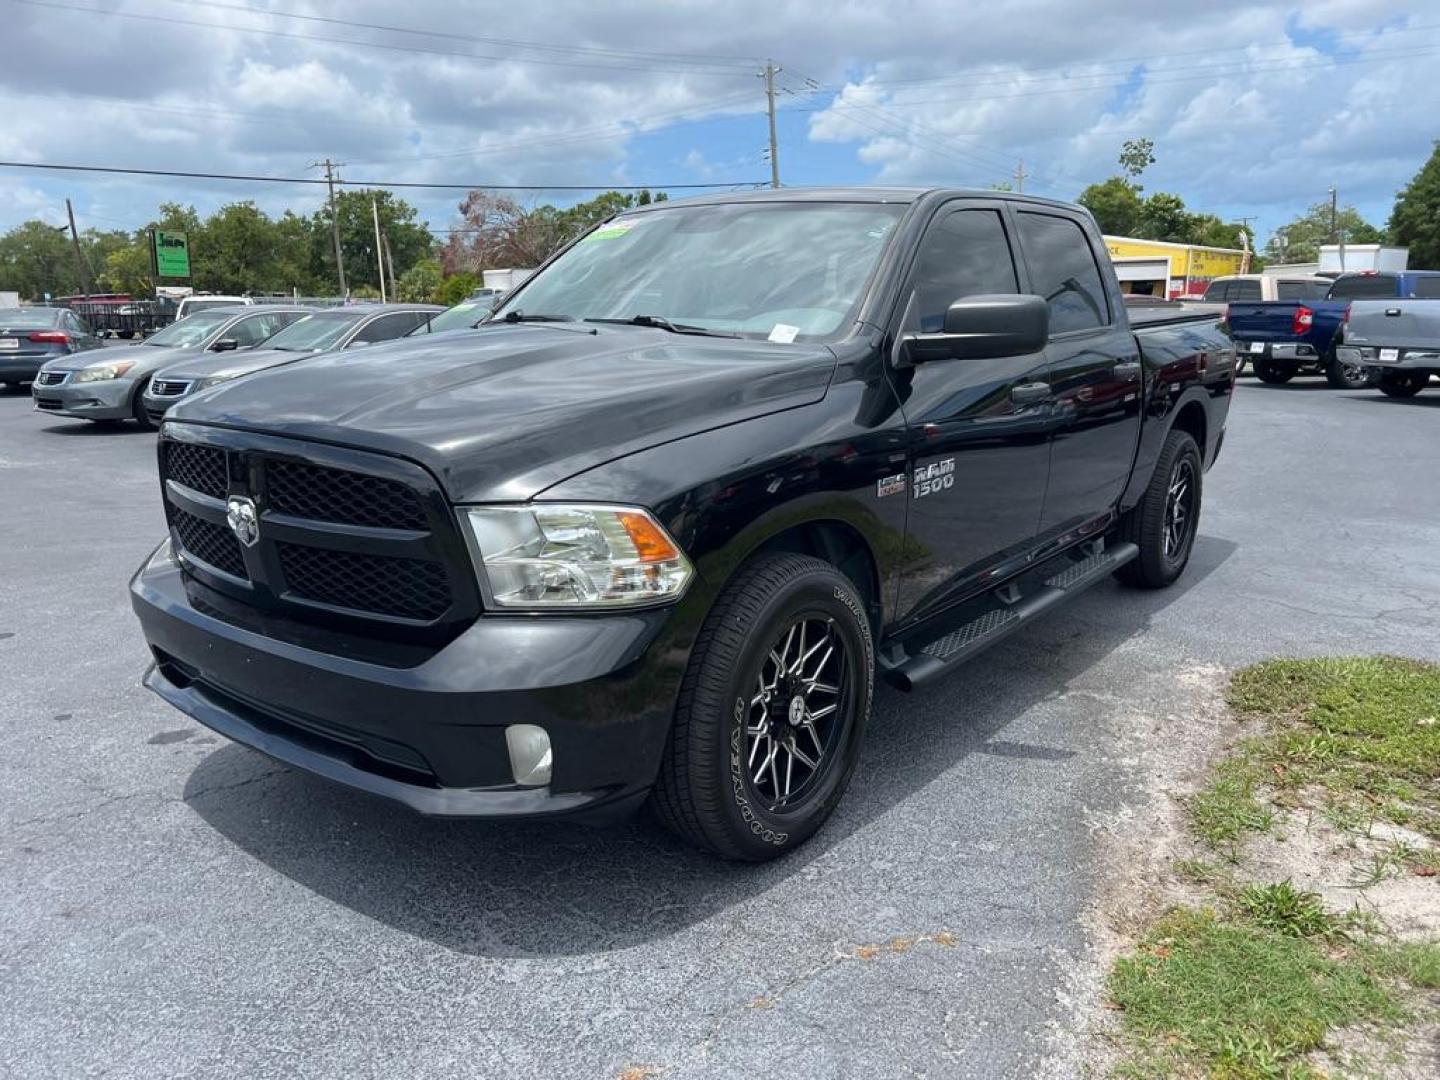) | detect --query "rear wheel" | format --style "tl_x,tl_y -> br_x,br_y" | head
1377,371 -> 1428,399
1253,358 -> 1293,384
651,553 -> 873,861
1115,428 -> 1202,590
1325,350 -> 1372,389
